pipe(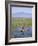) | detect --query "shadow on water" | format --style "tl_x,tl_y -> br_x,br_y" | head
10,26 -> 32,38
